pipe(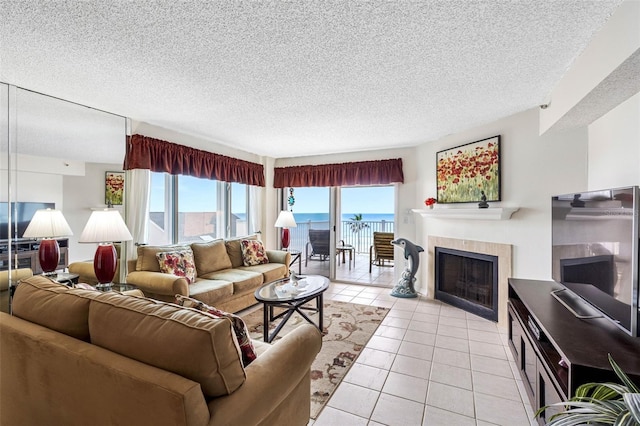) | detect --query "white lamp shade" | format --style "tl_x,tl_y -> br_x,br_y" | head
23,209 -> 73,239
79,209 -> 133,243
274,210 -> 297,228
